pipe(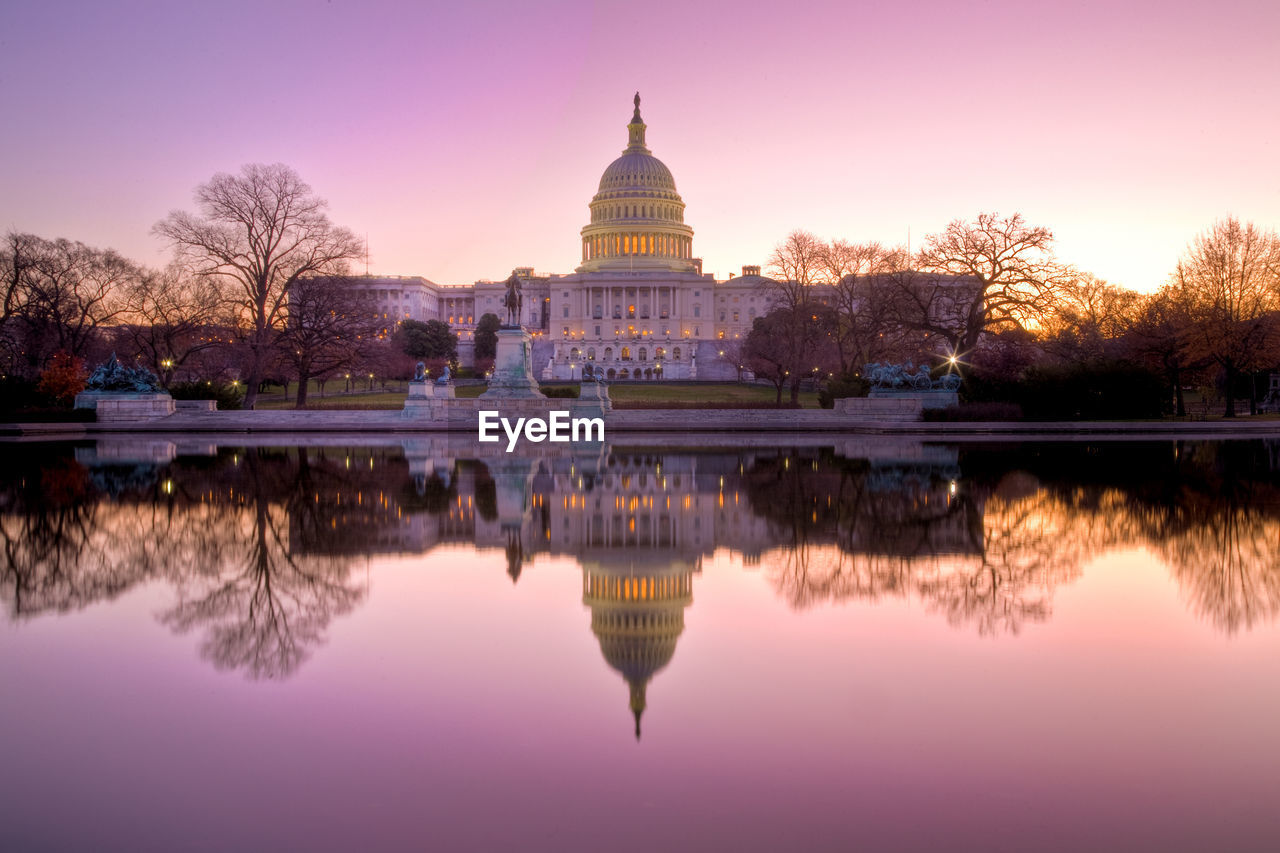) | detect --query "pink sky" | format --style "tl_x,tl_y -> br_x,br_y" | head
2,0 -> 1277,291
